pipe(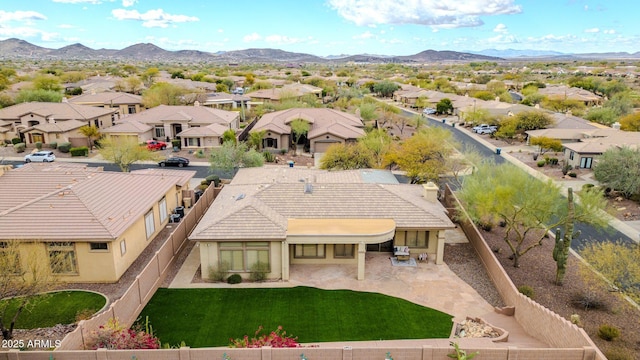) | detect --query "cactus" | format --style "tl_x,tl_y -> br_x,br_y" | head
554,187 -> 581,285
